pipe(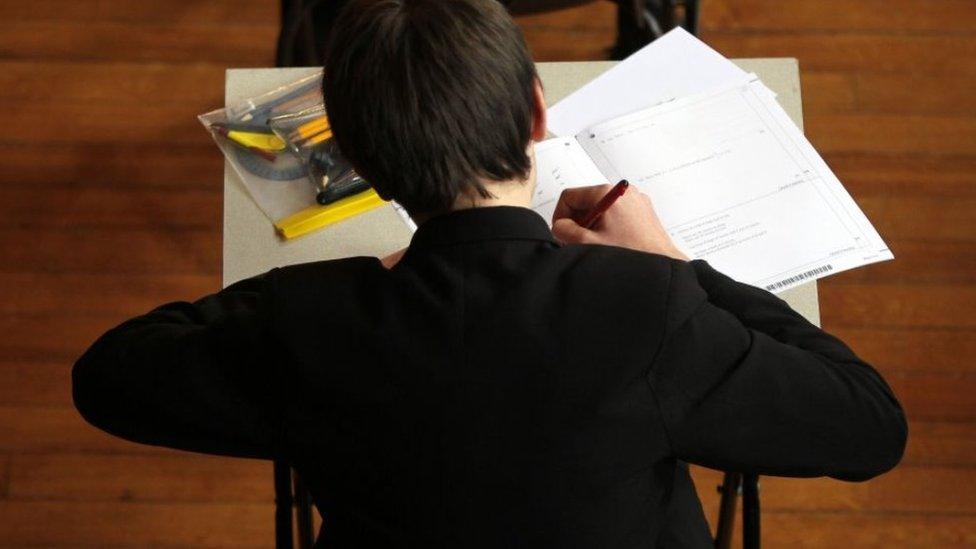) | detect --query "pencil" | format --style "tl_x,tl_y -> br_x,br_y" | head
303,128 -> 334,147
290,117 -> 331,140
578,179 -> 629,229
